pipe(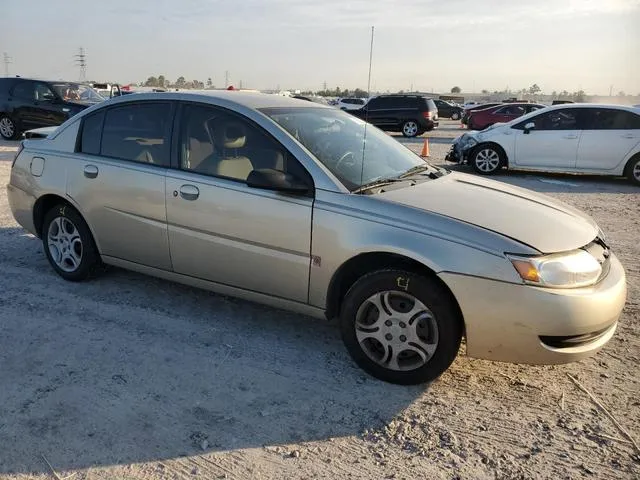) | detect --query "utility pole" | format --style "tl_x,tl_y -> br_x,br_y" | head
239,79 -> 243,89
75,47 -> 87,82
224,70 -> 230,88
609,85 -> 613,97
323,80 -> 327,91
3,52 -> 11,77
